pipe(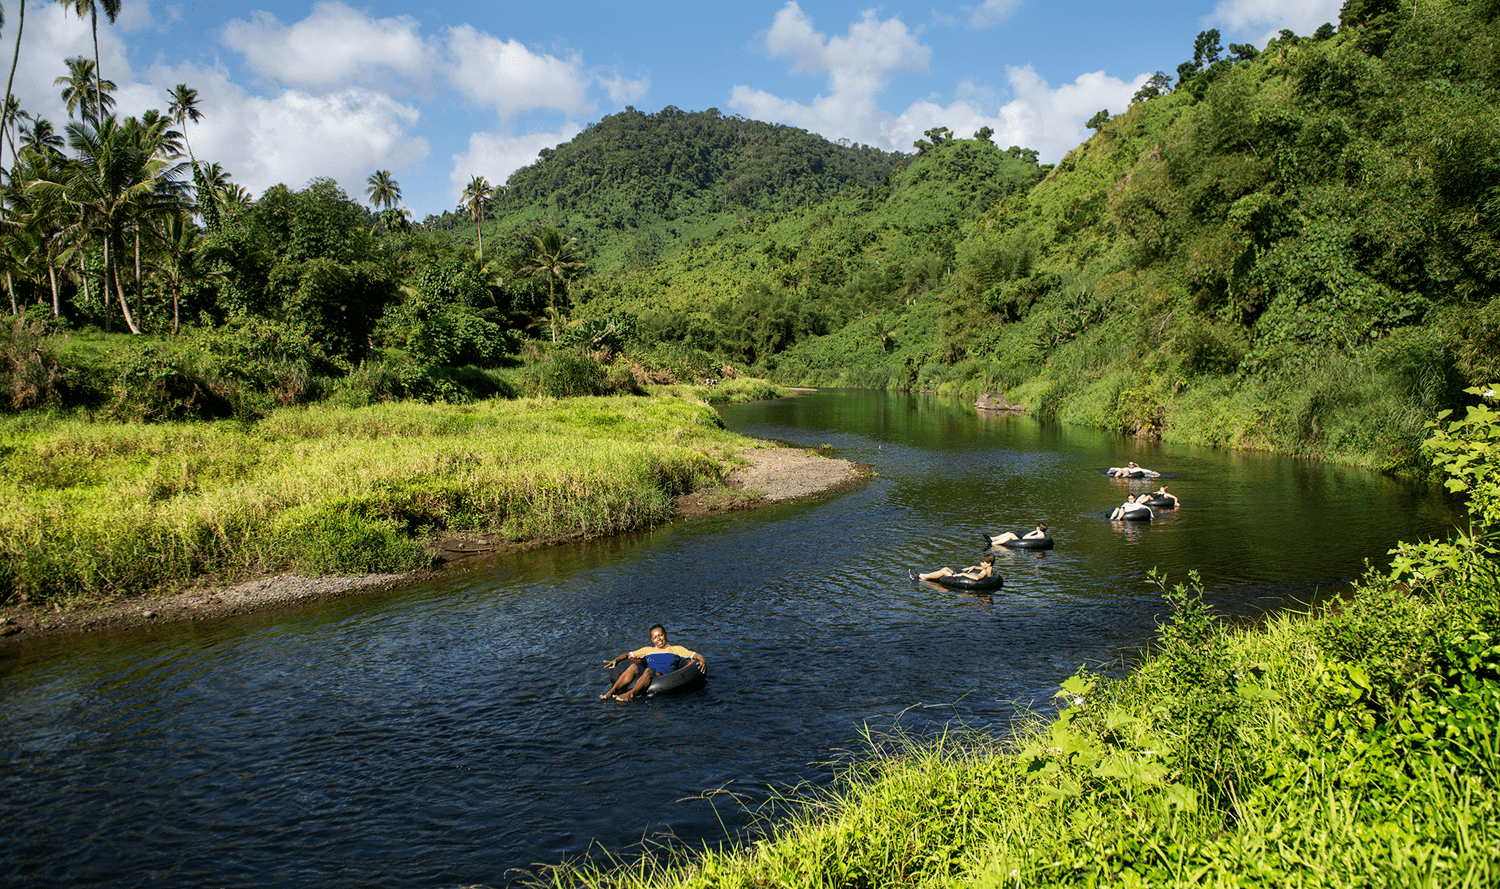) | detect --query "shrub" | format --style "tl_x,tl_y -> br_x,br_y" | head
0,317 -> 67,411
104,343 -> 235,422
539,352 -> 610,397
